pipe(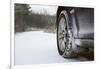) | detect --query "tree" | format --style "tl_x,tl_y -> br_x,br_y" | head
15,3 -> 30,32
